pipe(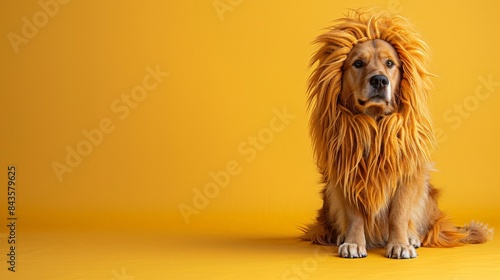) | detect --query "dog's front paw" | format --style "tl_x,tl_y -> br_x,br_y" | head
385,244 -> 417,259
338,243 -> 367,258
